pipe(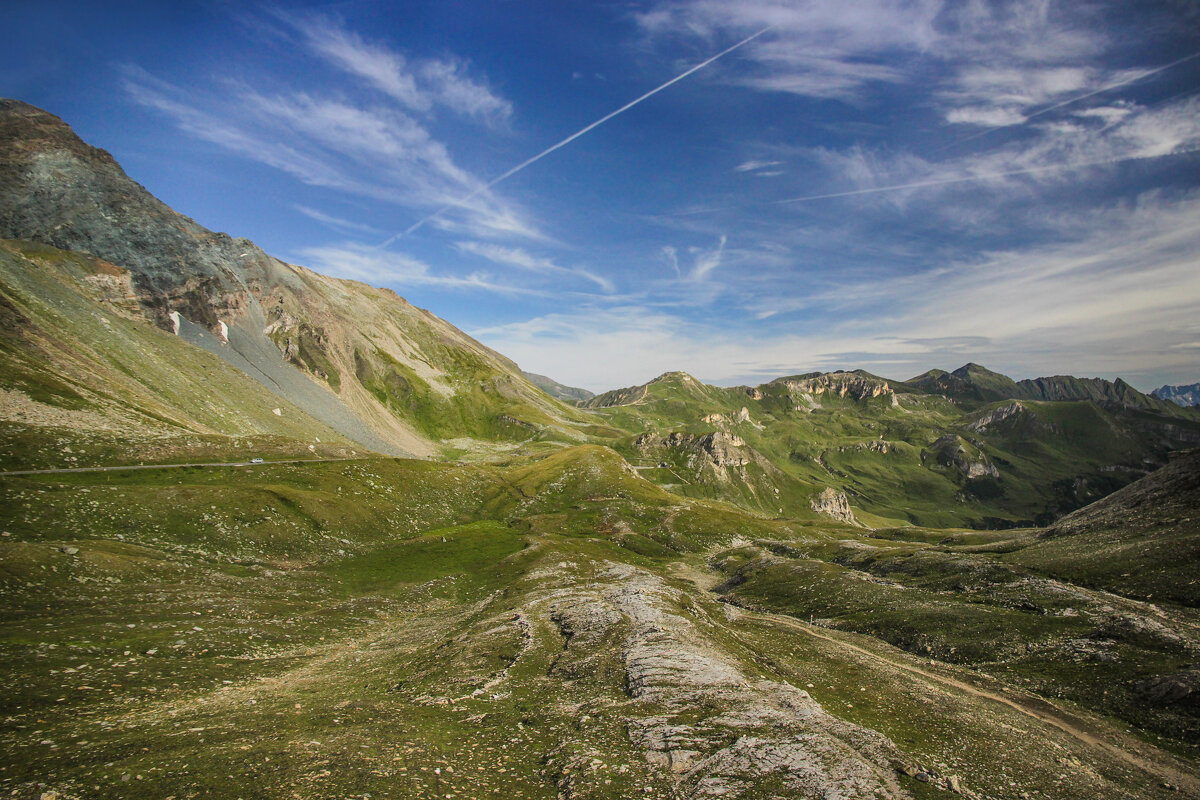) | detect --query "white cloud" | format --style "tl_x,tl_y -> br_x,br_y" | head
294,206 -> 384,236
635,0 -> 940,100
298,243 -> 541,296
279,11 -> 513,125
476,190 -> 1200,392
735,159 -> 784,172
418,58 -> 513,123
454,241 -> 615,292
122,67 -> 542,243
944,106 -> 1027,127
784,95 -> 1200,209
635,0 -> 1177,141
690,234 -> 726,280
